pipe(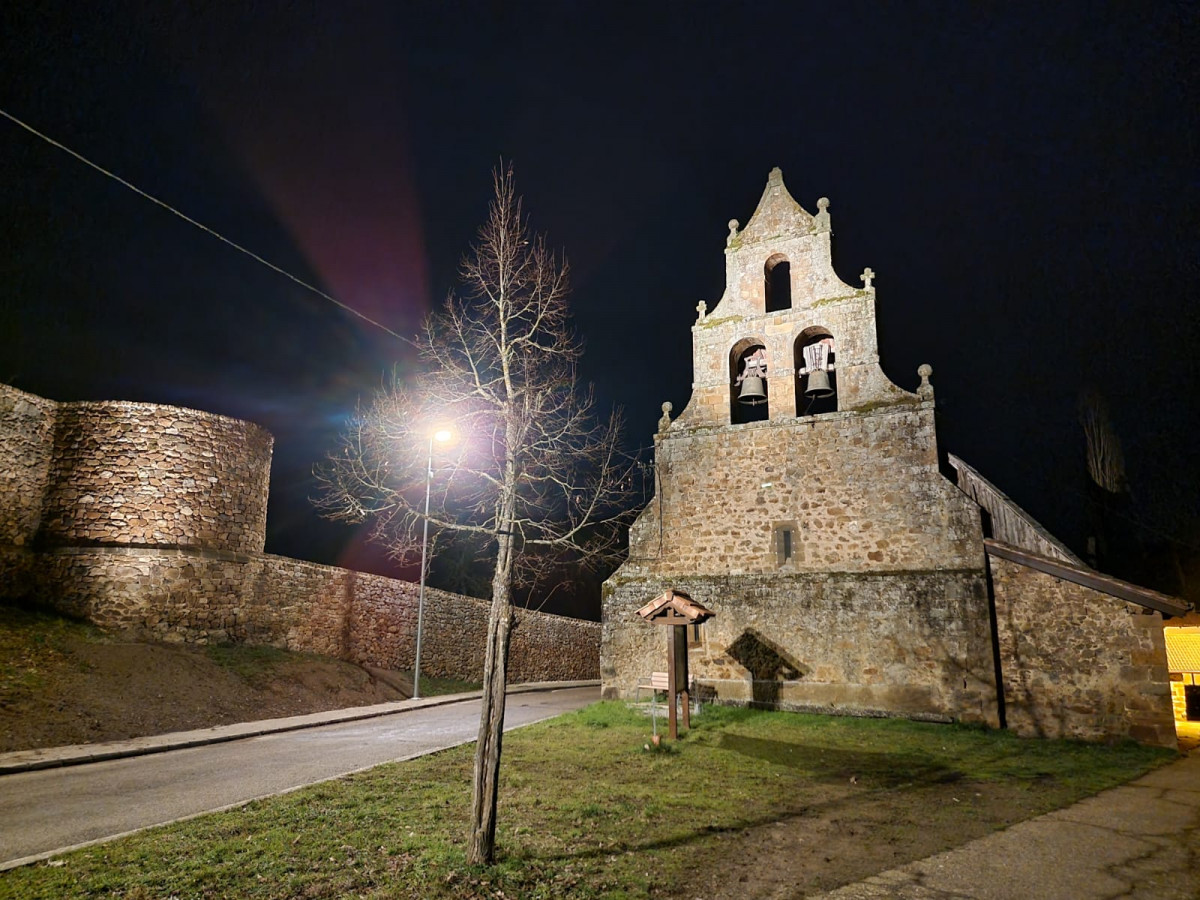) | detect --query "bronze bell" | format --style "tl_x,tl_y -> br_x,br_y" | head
804,369 -> 834,398
738,376 -> 767,405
